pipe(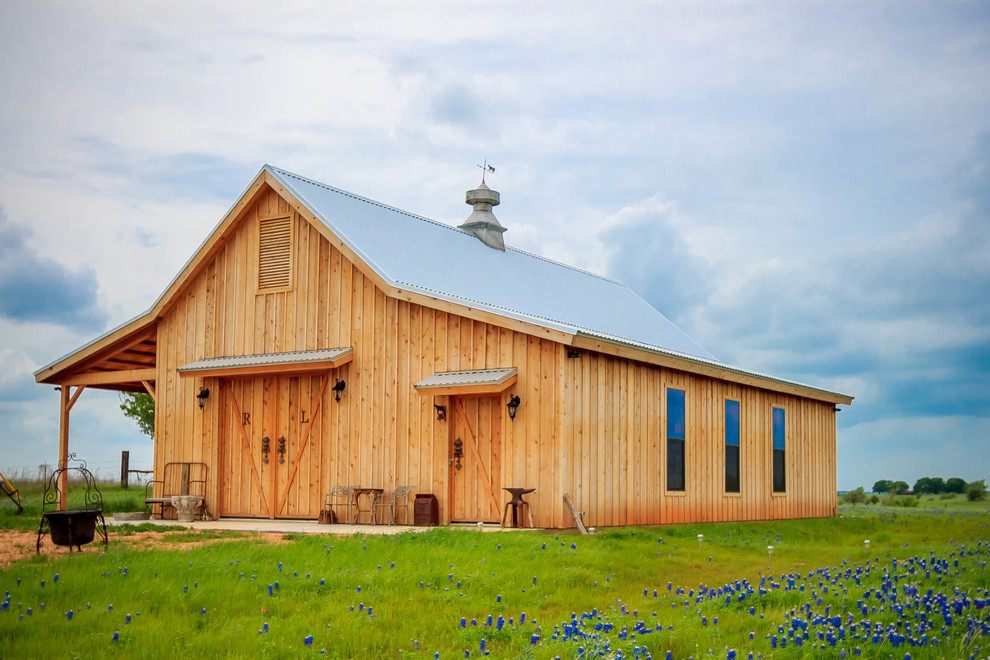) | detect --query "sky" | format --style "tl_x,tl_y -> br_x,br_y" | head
0,1 -> 987,490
